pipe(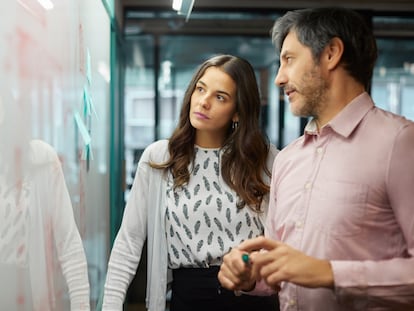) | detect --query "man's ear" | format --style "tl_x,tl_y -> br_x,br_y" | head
323,37 -> 344,70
